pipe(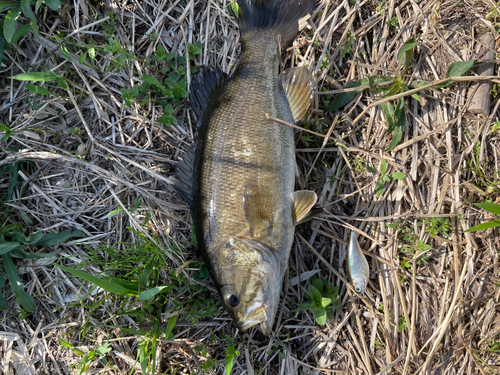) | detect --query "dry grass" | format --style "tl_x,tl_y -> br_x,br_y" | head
1,0 -> 500,374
